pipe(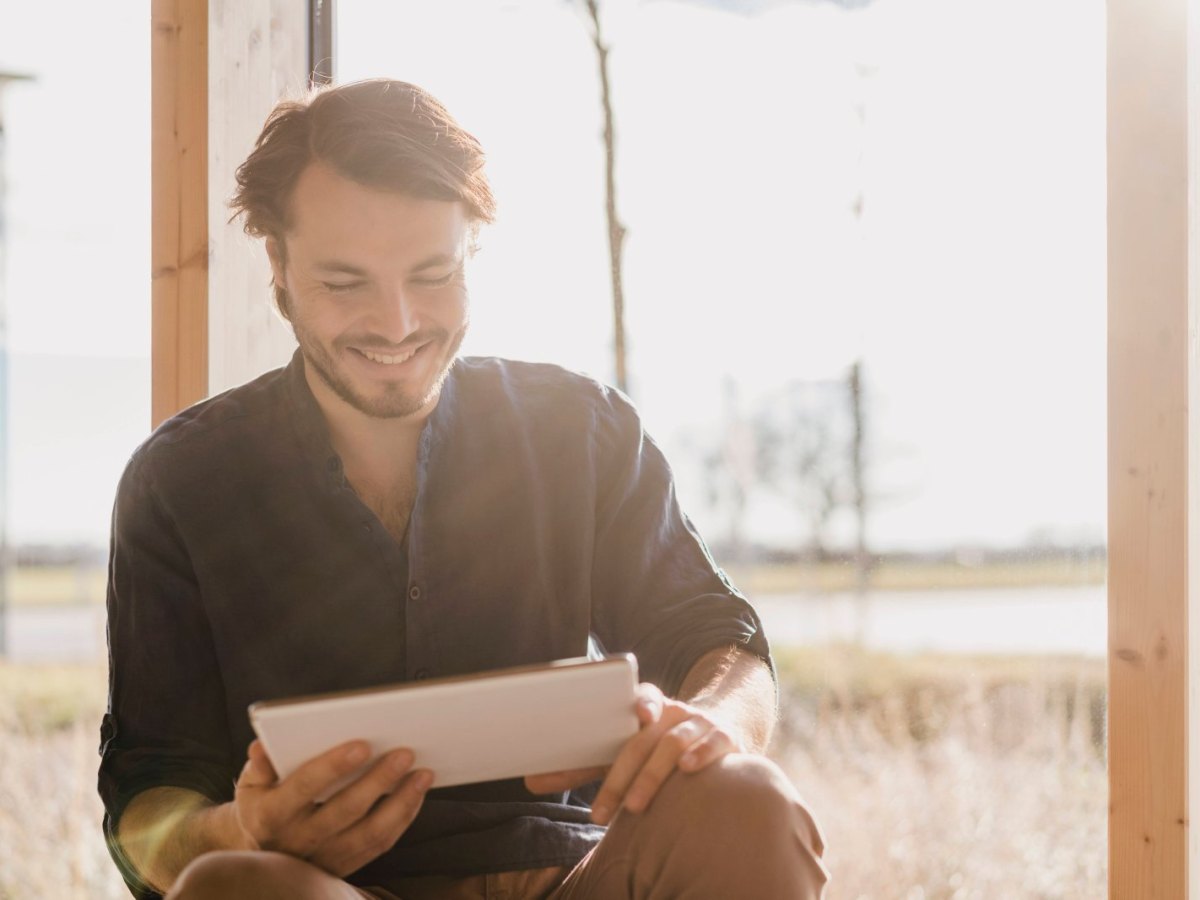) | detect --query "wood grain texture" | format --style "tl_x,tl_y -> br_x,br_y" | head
1108,0 -> 1190,895
1189,0 -> 1200,890
151,0 -> 209,428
